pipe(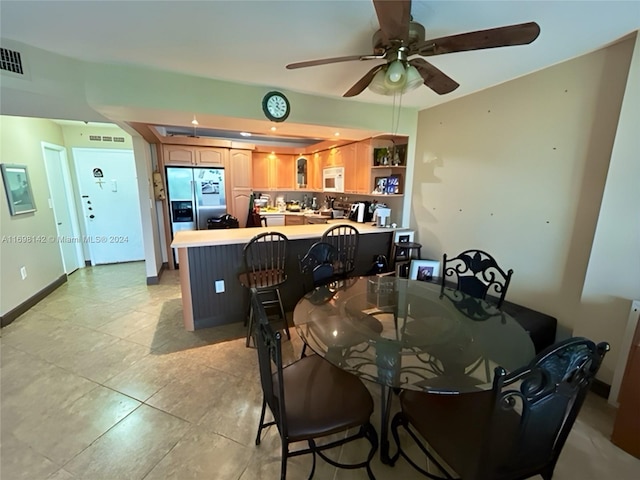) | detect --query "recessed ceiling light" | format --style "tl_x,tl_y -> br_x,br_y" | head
334,132 -> 340,136
270,127 -> 277,131
240,132 -> 252,137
